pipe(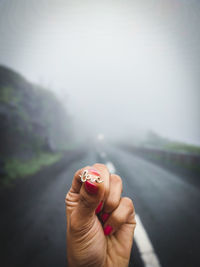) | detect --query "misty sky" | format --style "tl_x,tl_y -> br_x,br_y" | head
0,0 -> 200,144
